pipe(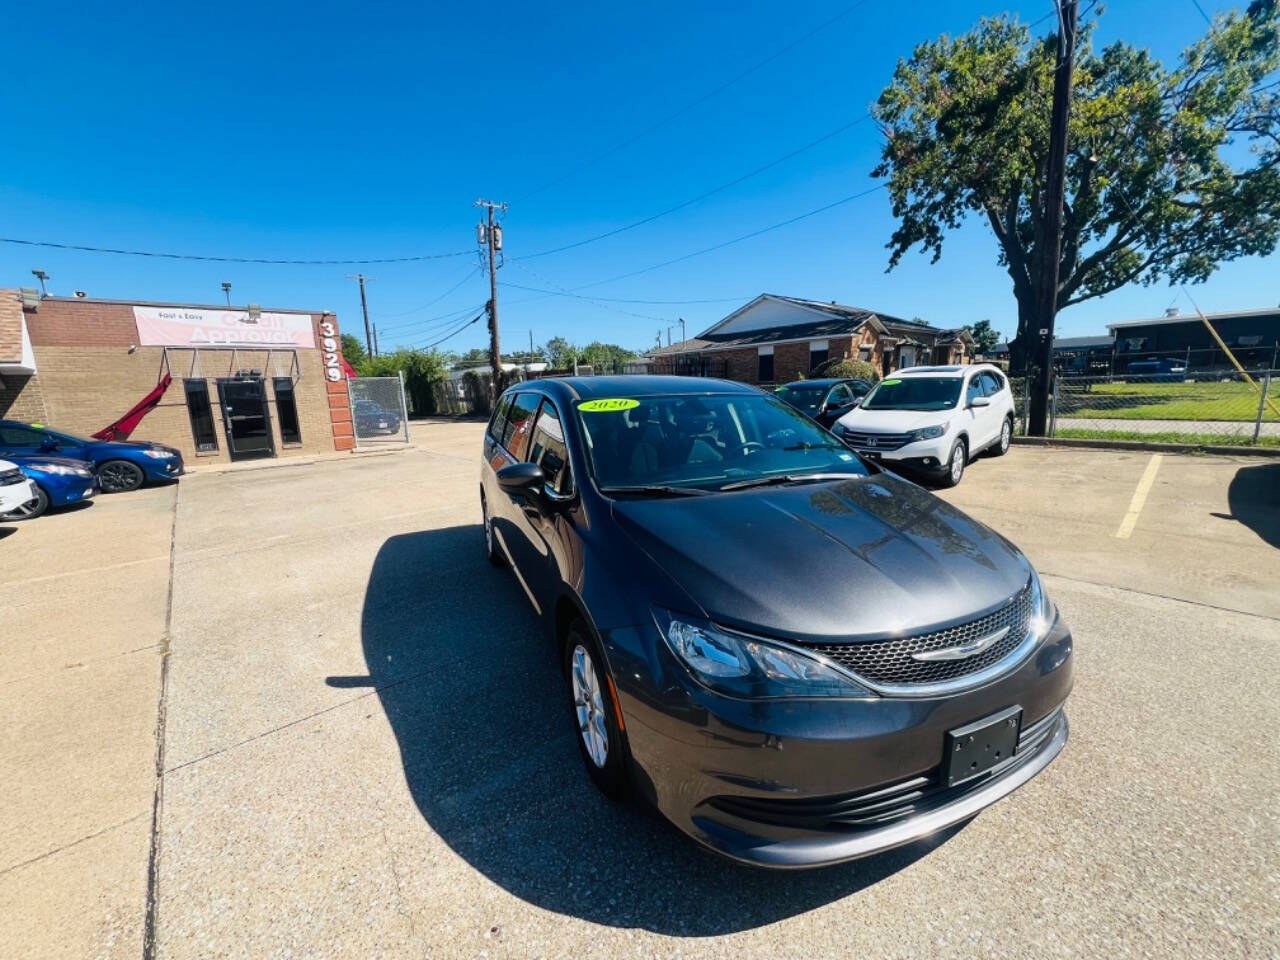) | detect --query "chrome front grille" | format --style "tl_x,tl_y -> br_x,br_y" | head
800,582 -> 1034,688
0,469 -> 26,486
841,430 -> 913,451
